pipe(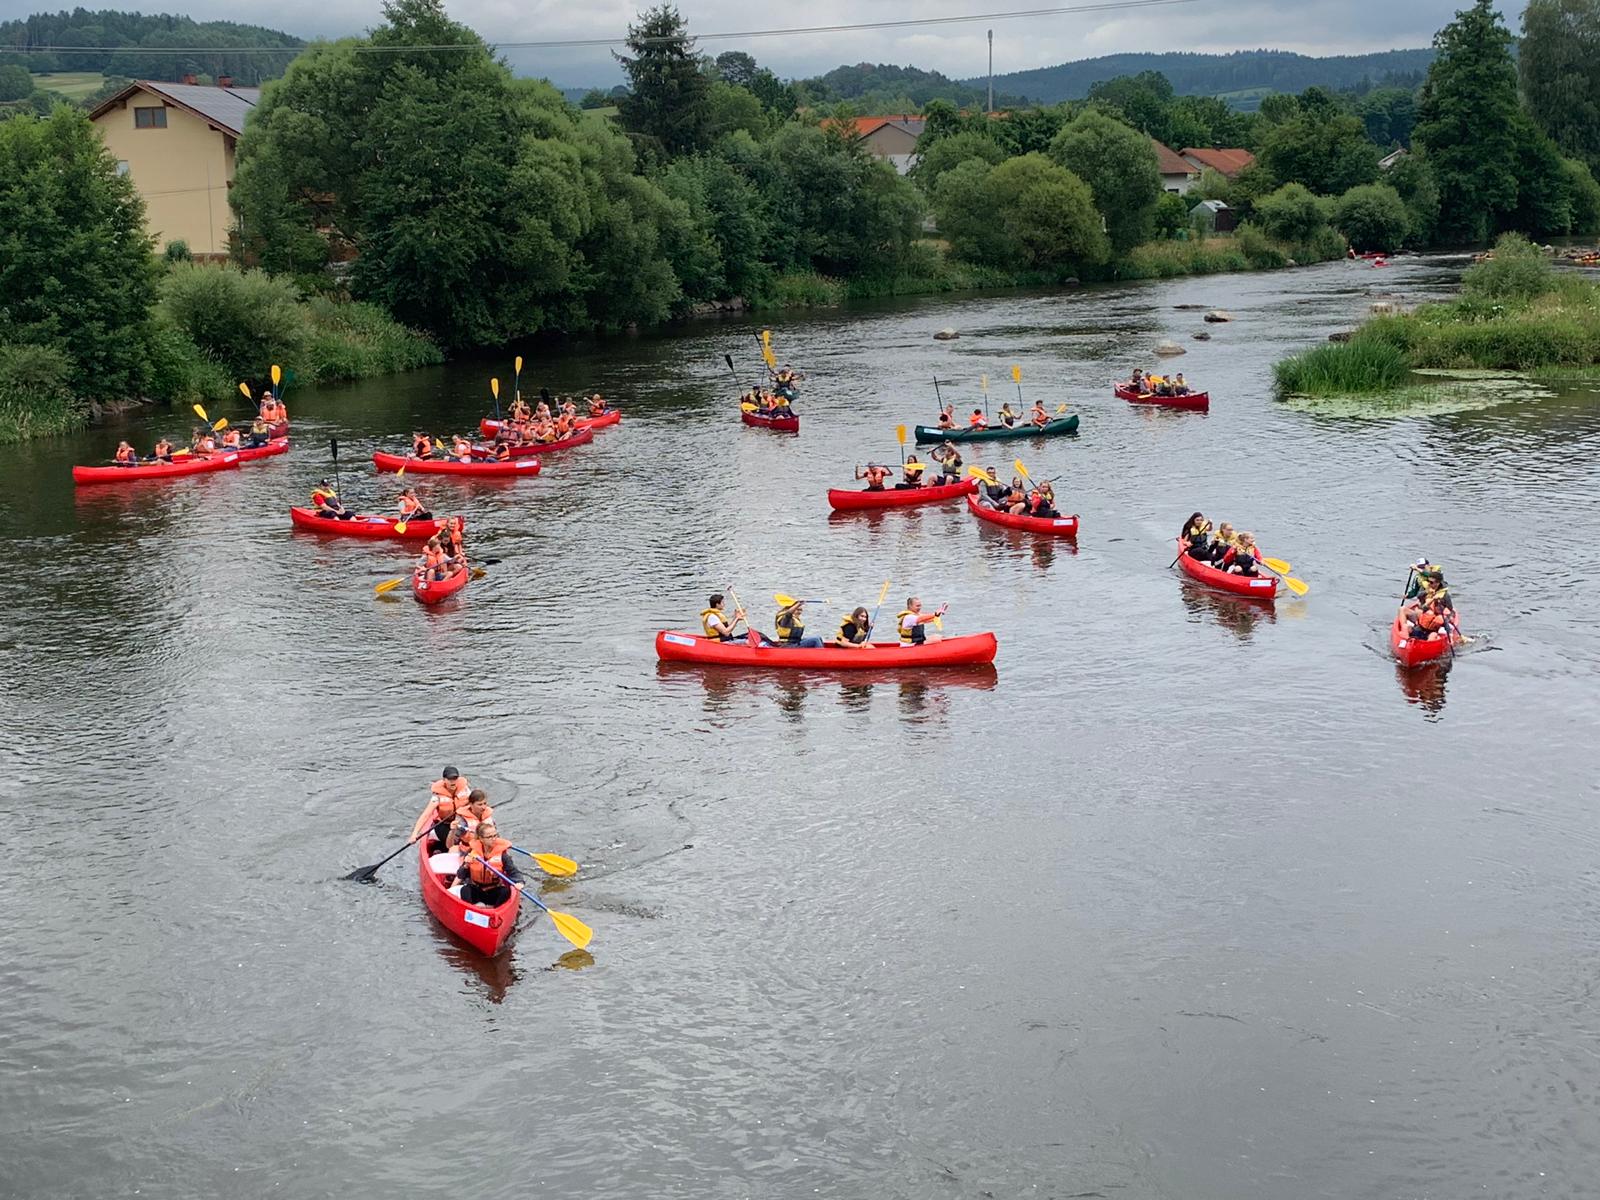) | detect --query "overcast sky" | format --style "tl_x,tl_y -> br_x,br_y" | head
170,0 -> 1532,86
